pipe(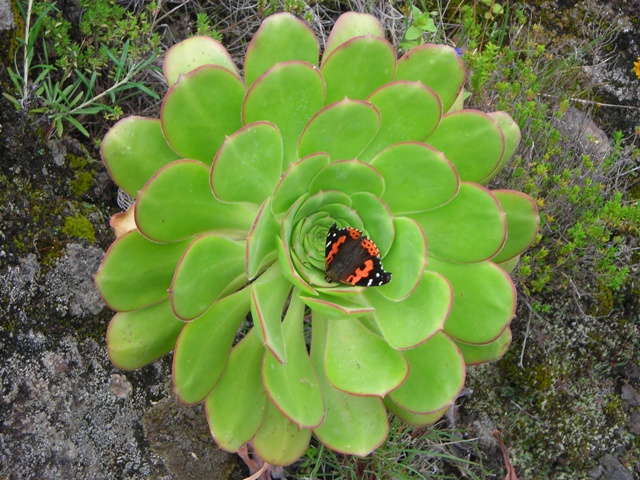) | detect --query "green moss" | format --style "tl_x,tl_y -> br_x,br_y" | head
587,287 -> 614,316
70,171 -> 94,196
67,154 -> 95,196
468,301 -> 638,477
62,214 -> 96,243
7,0 -> 24,64
69,154 -> 88,169
602,394 -> 627,425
